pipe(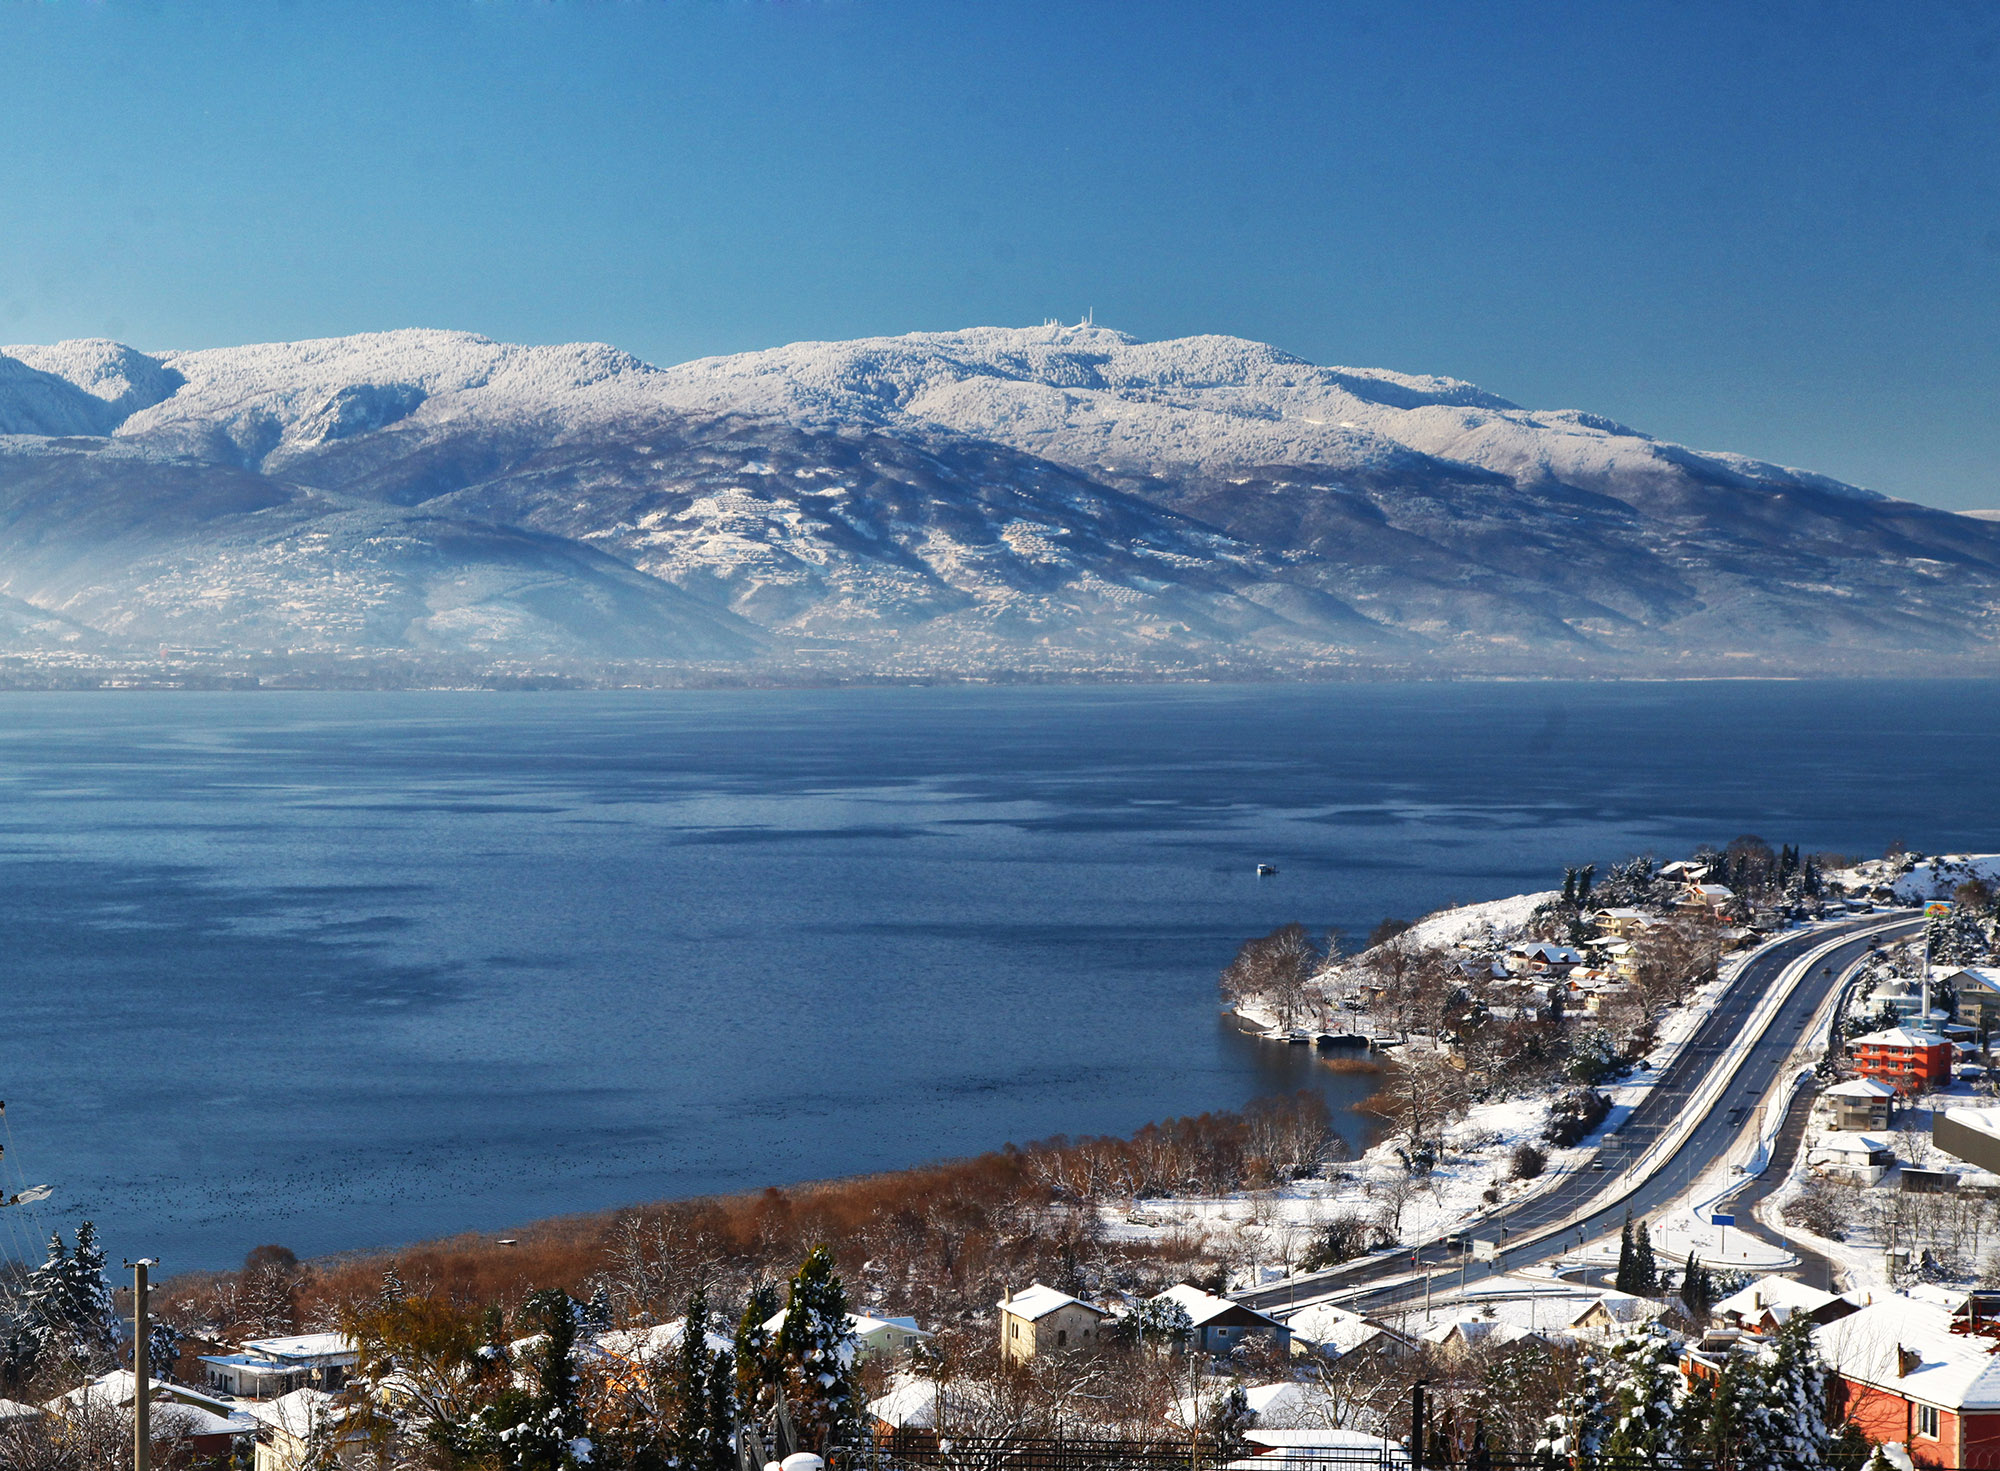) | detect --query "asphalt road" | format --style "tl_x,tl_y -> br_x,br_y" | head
1238,912 -> 1921,1317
